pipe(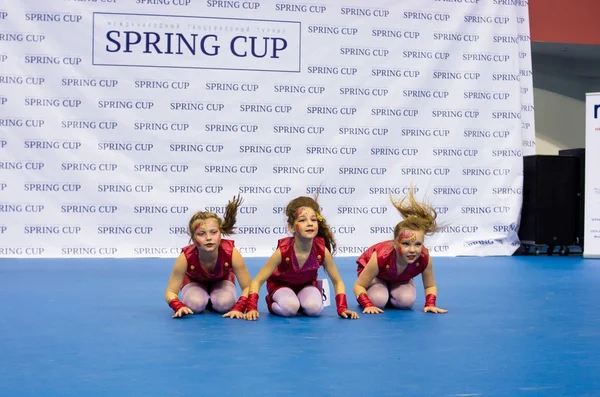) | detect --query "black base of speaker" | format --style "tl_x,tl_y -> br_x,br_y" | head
558,148 -> 585,250
517,243 -> 582,256
518,155 -> 578,248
